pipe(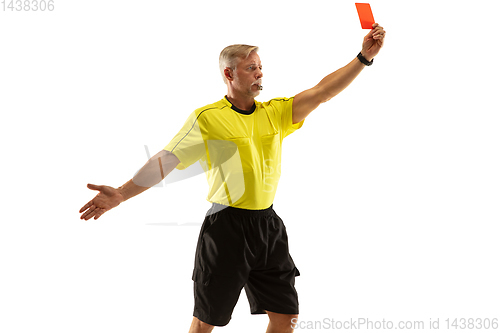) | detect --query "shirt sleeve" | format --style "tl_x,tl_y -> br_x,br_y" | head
163,110 -> 206,170
270,97 -> 304,138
